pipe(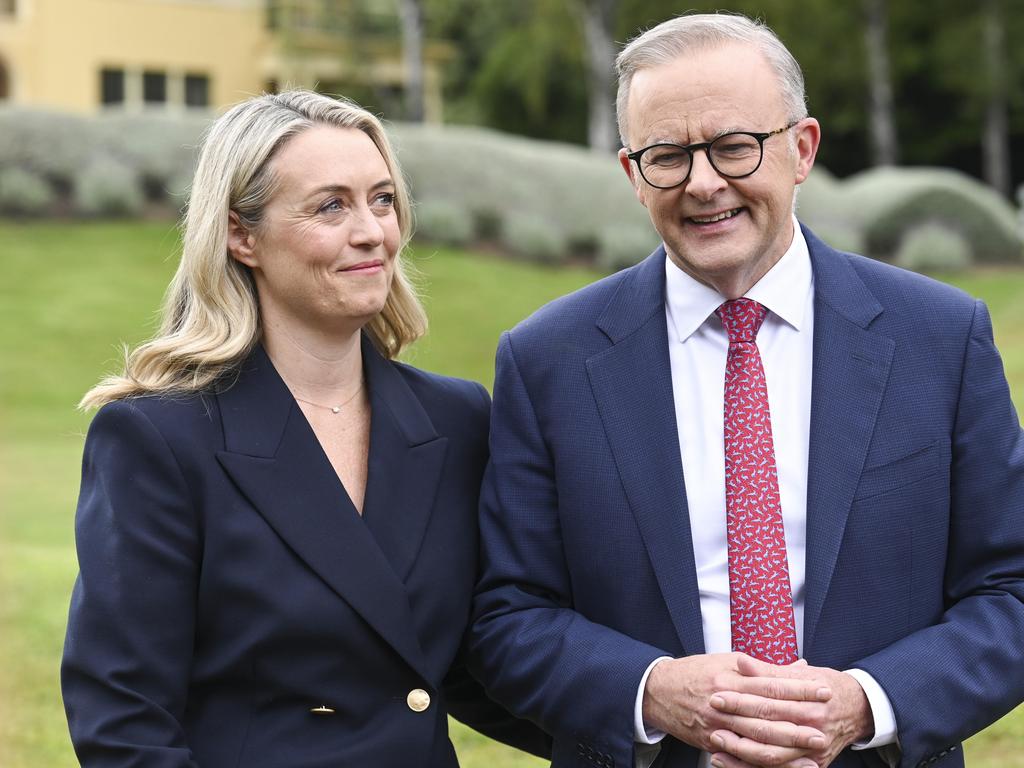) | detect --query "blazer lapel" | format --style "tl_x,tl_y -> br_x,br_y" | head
587,249 -> 706,655
360,334 -> 448,584
802,229 -> 894,655
214,342 -> 434,682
